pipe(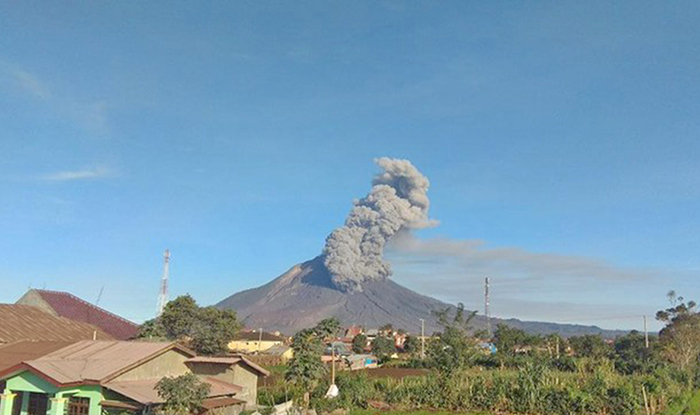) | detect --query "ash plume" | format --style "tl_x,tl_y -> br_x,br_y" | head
323,157 -> 436,292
